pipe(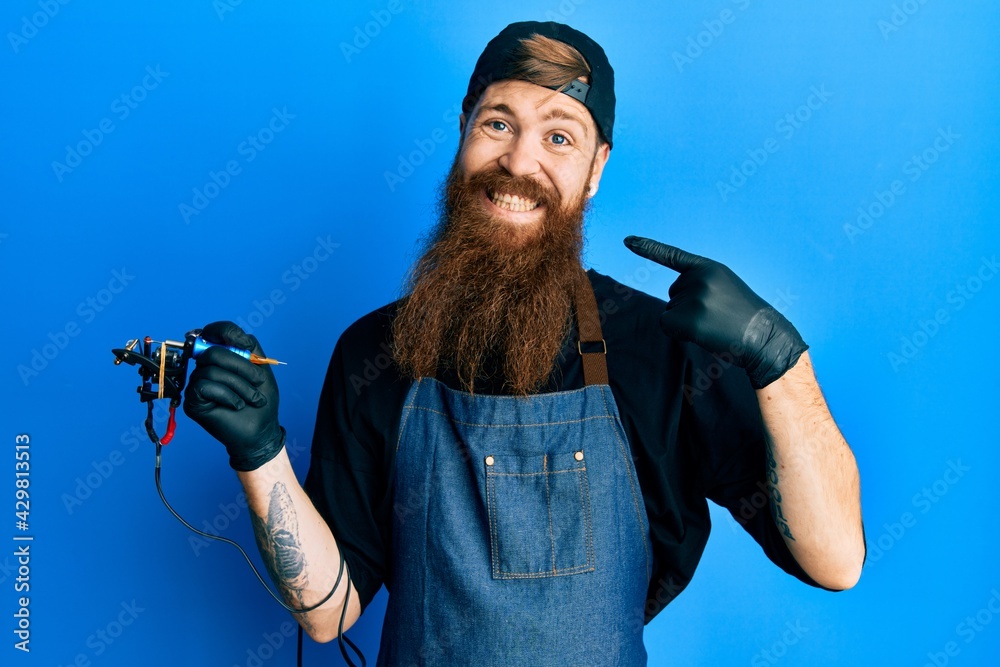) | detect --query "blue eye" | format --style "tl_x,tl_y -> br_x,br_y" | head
490,120 -> 507,132
551,134 -> 568,145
